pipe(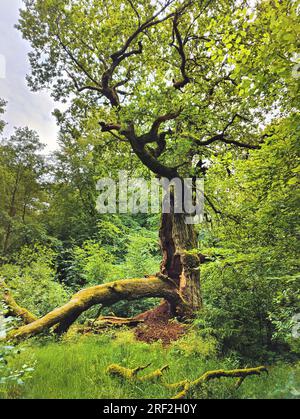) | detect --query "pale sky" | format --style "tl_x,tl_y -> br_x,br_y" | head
0,0 -> 59,151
